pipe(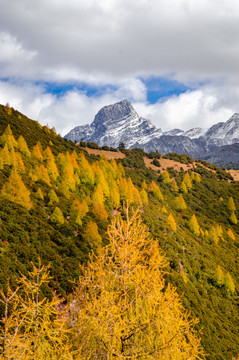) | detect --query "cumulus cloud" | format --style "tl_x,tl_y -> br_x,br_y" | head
0,78 -> 147,135
135,85 -> 238,131
1,0 -> 239,132
0,0 -> 239,83
1,79 -> 238,136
